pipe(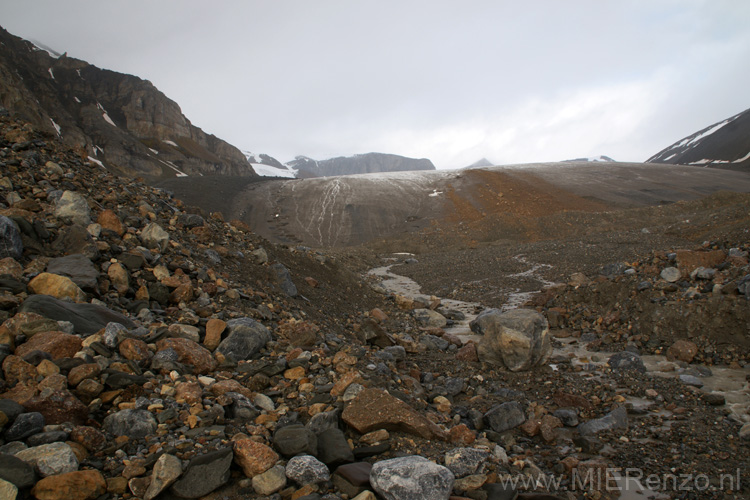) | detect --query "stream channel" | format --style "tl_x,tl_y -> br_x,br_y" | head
368,253 -> 750,499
